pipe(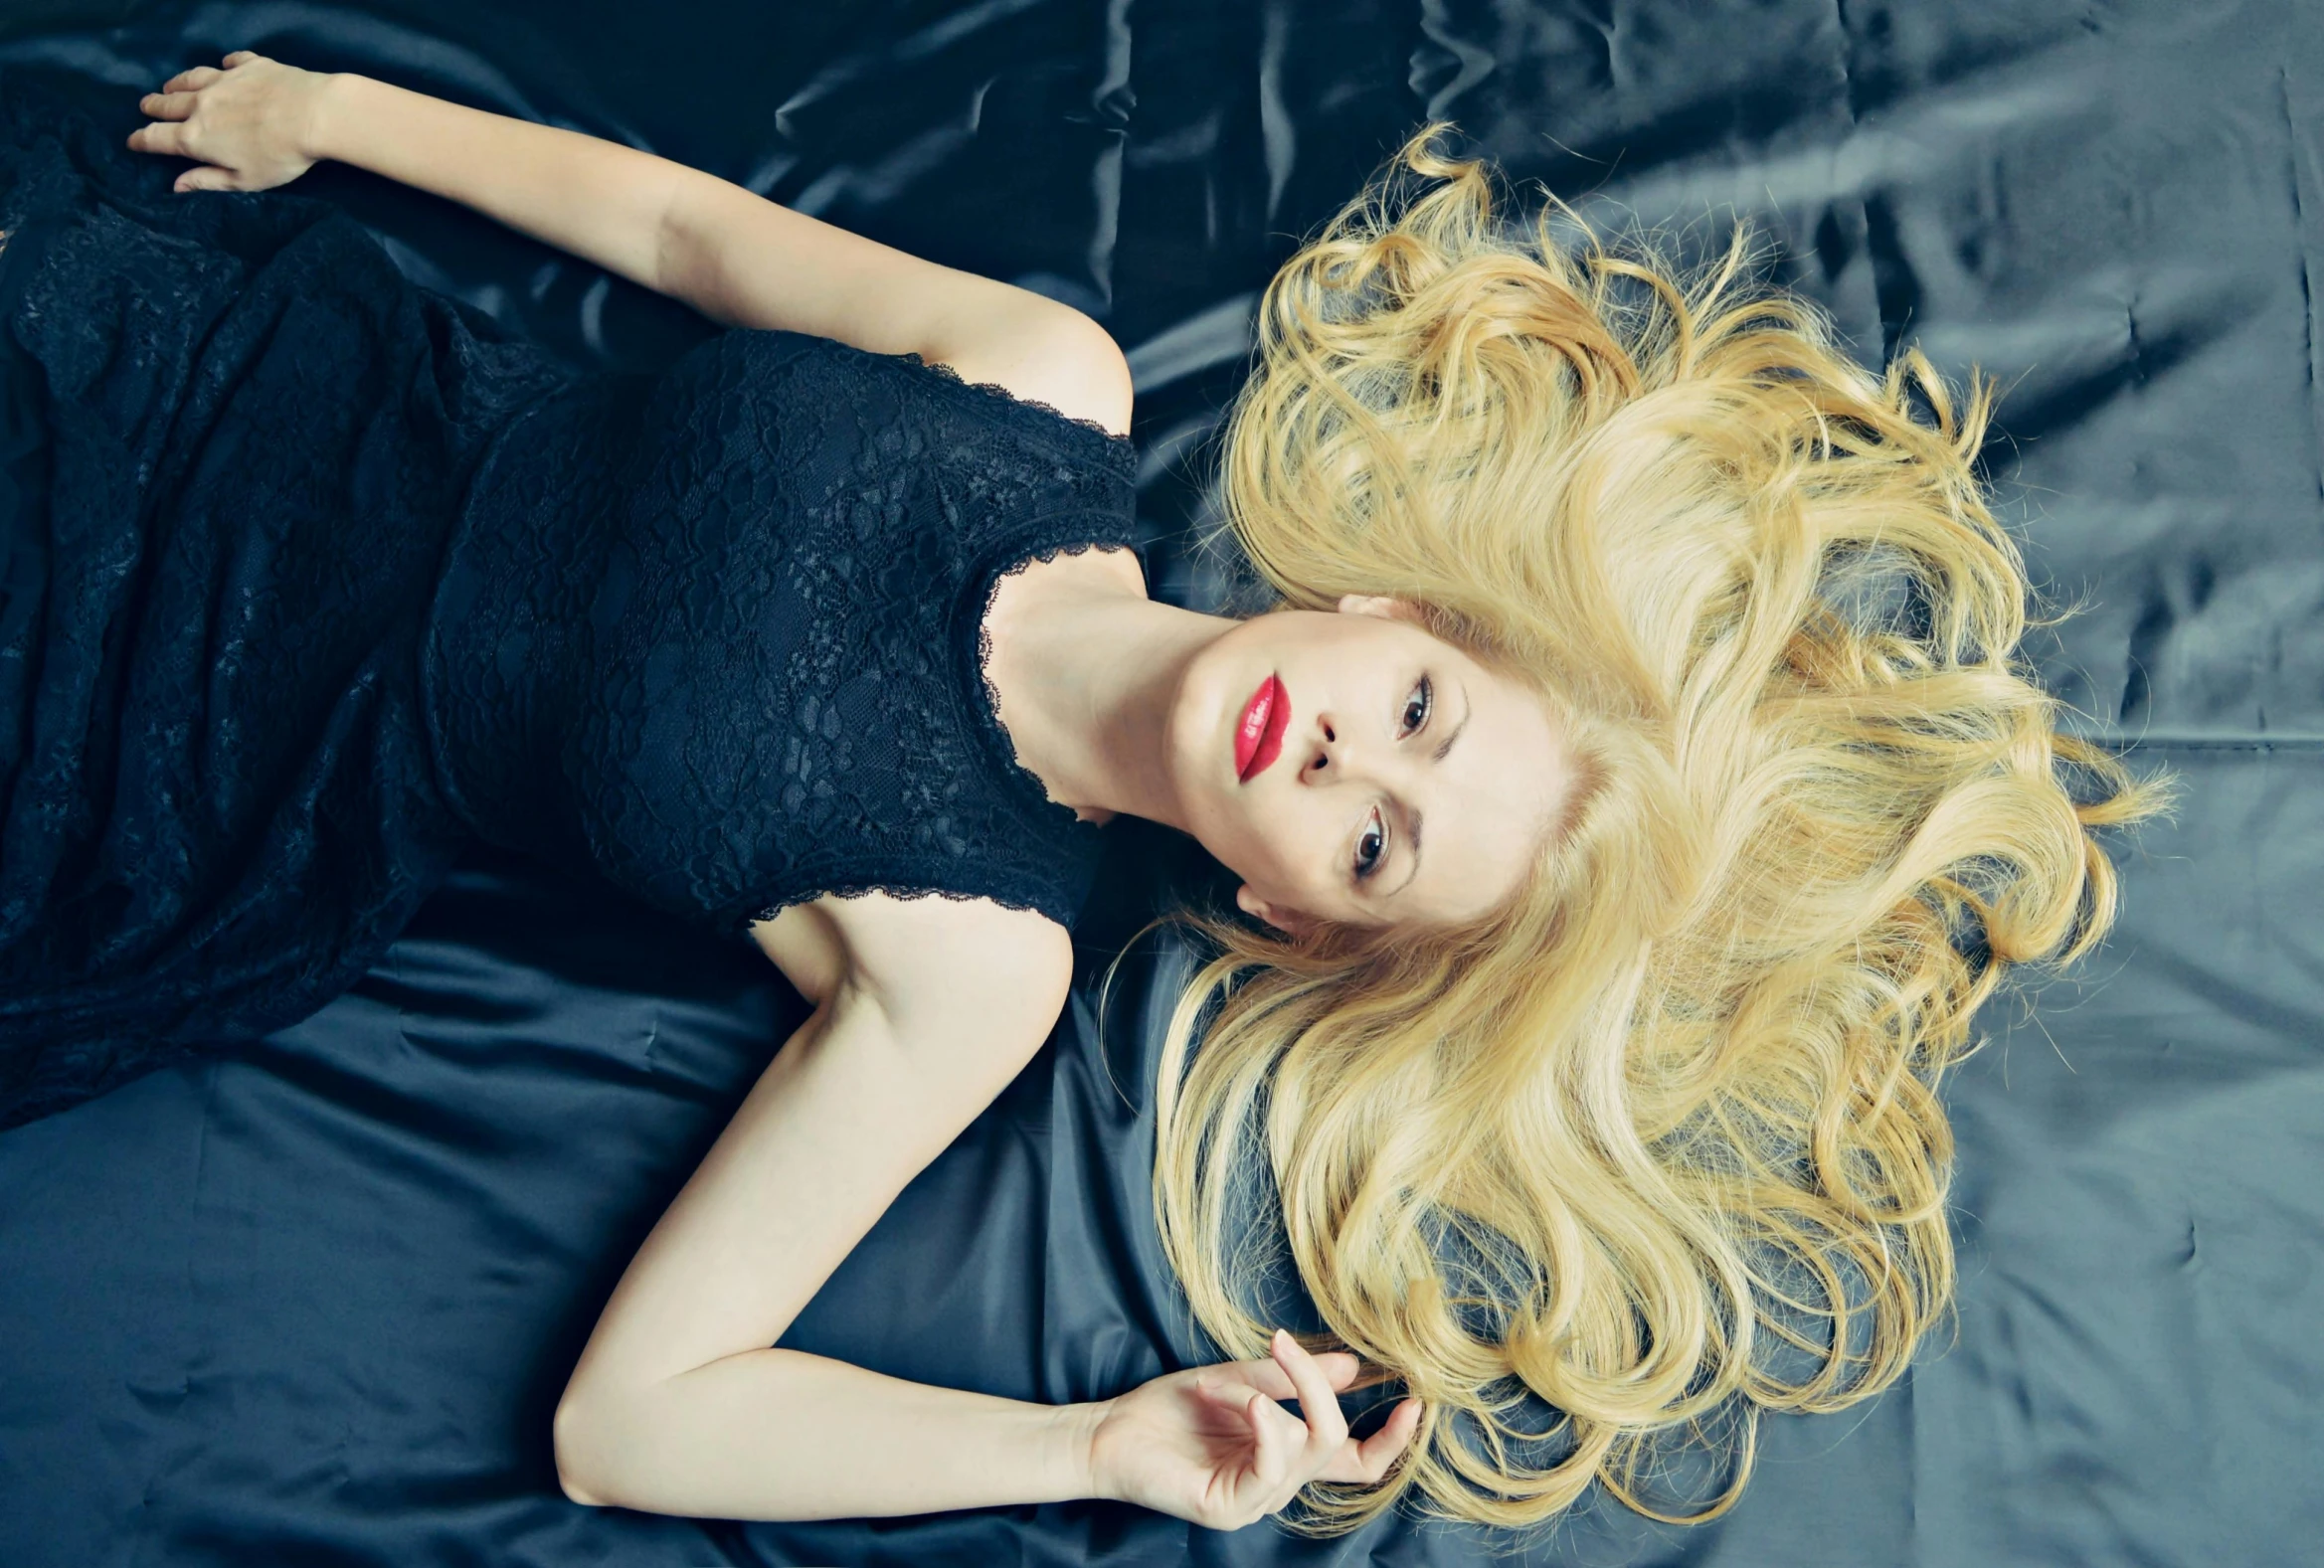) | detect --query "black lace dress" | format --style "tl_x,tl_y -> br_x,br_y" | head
0,79 -> 1138,1130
